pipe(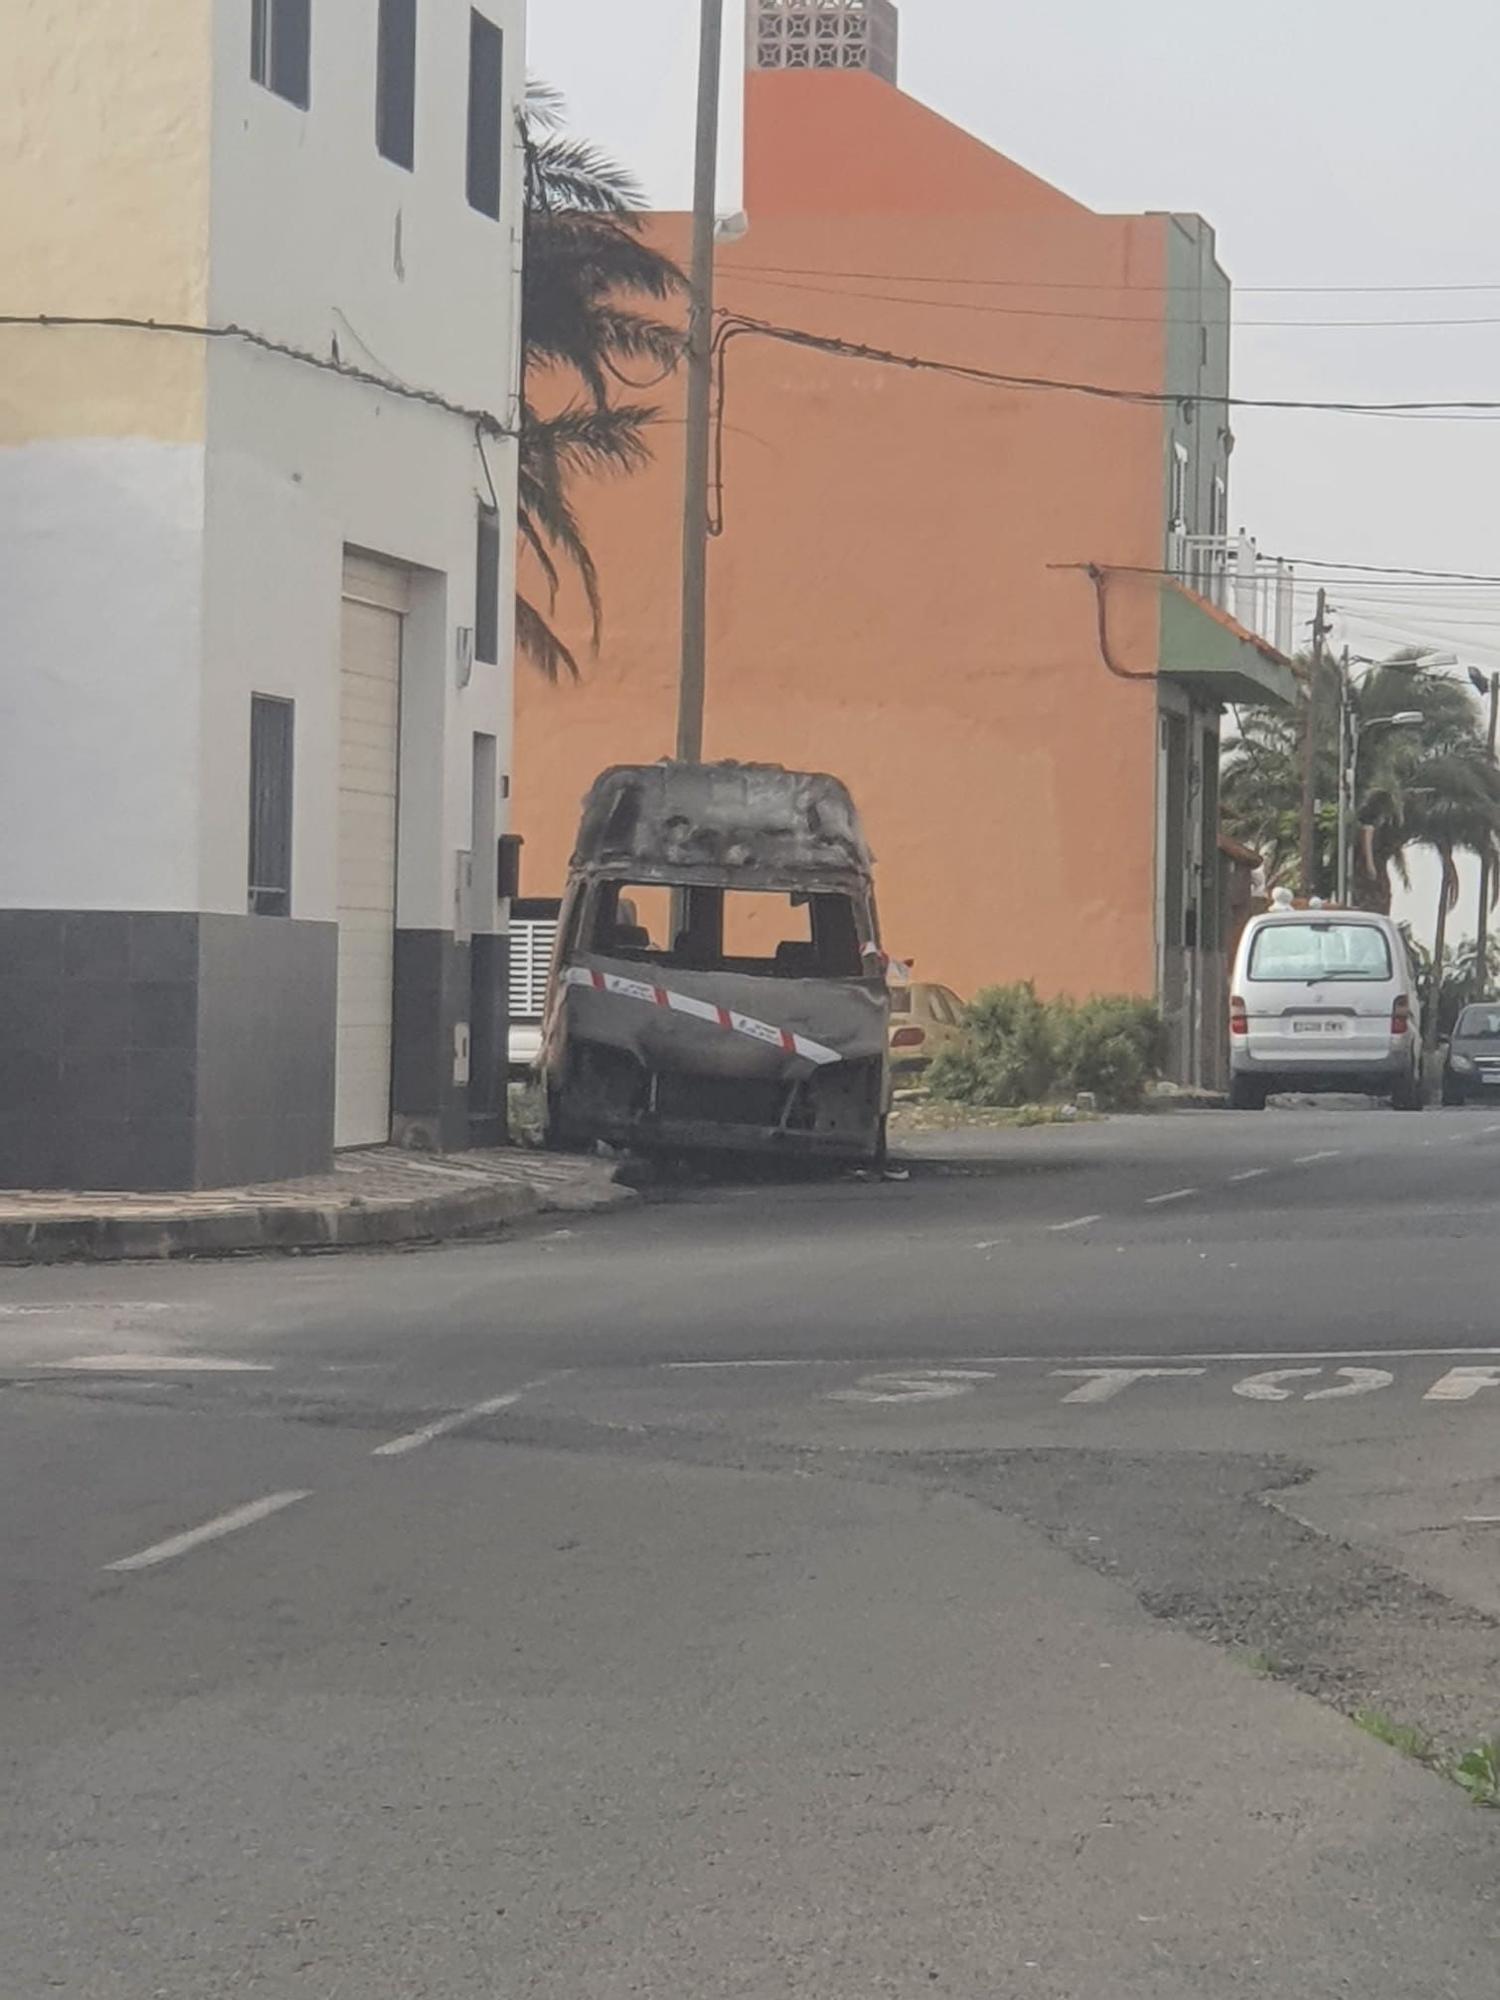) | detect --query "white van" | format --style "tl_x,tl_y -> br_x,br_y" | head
1228,904 -> 1423,1110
